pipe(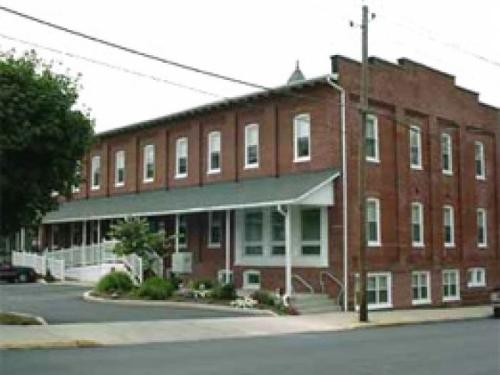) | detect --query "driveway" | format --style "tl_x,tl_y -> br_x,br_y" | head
0,283 -> 253,324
